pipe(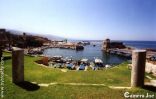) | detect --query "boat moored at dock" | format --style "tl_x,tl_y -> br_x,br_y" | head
79,58 -> 89,70
94,58 -> 104,67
